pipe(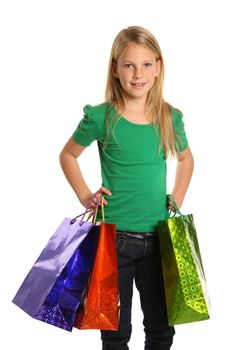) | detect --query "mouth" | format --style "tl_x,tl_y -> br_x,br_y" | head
130,82 -> 146,88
